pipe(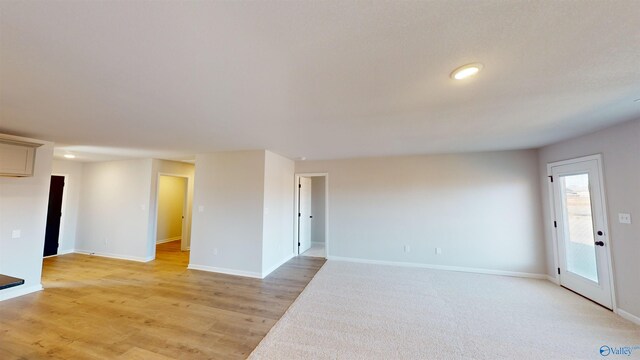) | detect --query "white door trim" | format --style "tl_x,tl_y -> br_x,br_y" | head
546,154 -> 617,312
294,172 -> 329,258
